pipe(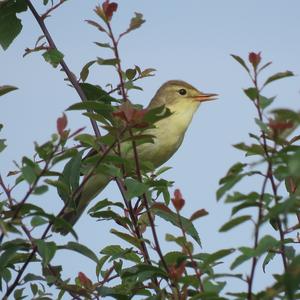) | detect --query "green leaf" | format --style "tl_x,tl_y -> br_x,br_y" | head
231,201 -> 259,216
88,198 -> 124,214
154,166 -> 172,177
100,163 -> 122,178
97,57 -> 119,66
1,268 -> 12,283
30,283 -> 38,295
141,68 -> 156,77
79,83 -> 116,103
282,255 -> 300,299
153,204 -> 202,246
243,87 -> 257,101
217,174 -> 245,201
33,185 -> 48,195
0,138 -> 6,152
67,101 -> 113,113
230,254 -> 251,270
22,273 -> 44,283
231,54 -> 250,73
35,240 -> 56,265
0,85 -> 18,96
263,71 -> 294,87
96,286 -> 131,299
225,191 -> 260,203
124,178 -> 148,200
0,248 -> 18,270
233,142 -> 264,157
165,233 -> 187,248
219,215 -> 251,232
96,255 -> 109,277
61,241 -> 98,263
125,68 -> 137,80
258,61 -> 272,73
74,133 -> 96,147
101,245 -> 140,263
259,95 -> 275,110
21,165 -> 37,184
127,13 -> 145,34
80,60 -> 96,82
0,0 -> 27,50
202,278 -> 226,294
13,288 -> 25,300
52,149 -> 78,165
288,150 -> 300,176
122,264 -> 168,281
163,251 -> 187,266
57,151 -> 83,203
42,49 -> 64,68
86,20 -> 106,32
52,216 -> 78,240
201,249 -> 235,269
110,229 -> 142,249
255,235 -> 278,256
262,251 -> 275,272
30,216 -> 48,227
255,118 -> 269,132
94,42 -> 113,49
